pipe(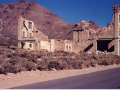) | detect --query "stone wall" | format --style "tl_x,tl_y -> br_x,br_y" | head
40,41 -> 50,51
73,31 -> 79,42
72,42 -> 81,53
54,40 -> 65,51
33,26 -> 48,41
